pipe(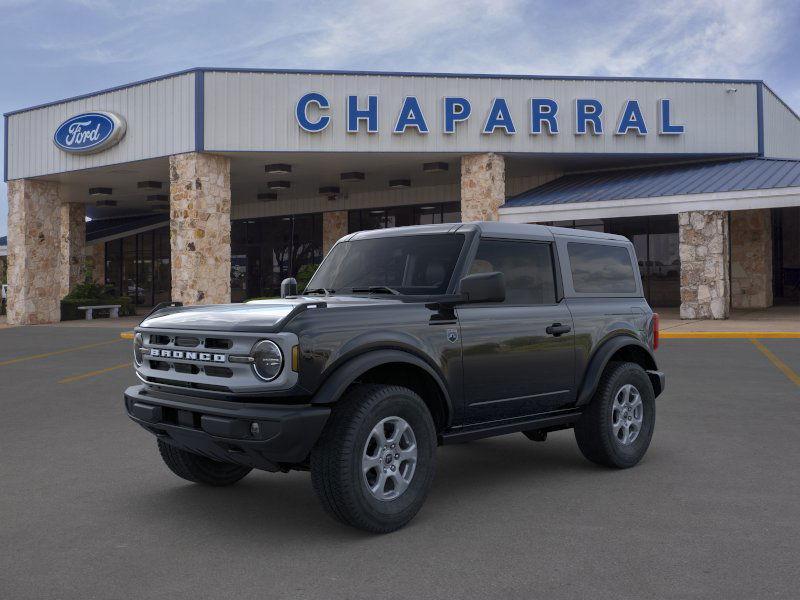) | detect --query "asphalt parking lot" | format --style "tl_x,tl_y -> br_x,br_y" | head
1,325 -> 799,600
